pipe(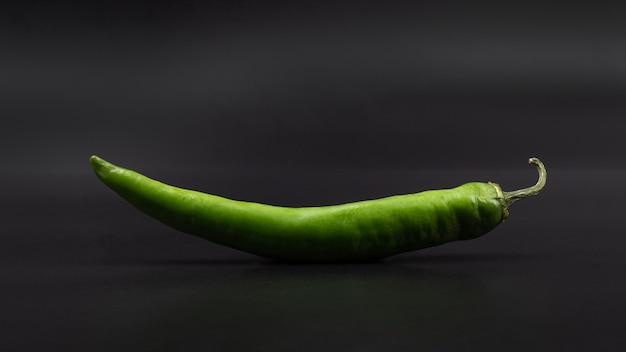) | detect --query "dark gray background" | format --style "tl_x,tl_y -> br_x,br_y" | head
2,1 -> 626,351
